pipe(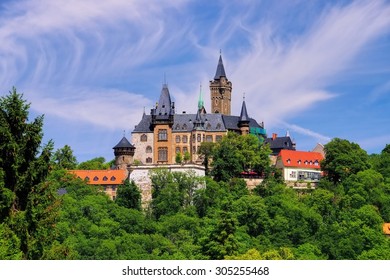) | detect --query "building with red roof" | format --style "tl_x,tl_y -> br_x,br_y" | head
275,150 -> 324,184
69,169 -> 126,200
